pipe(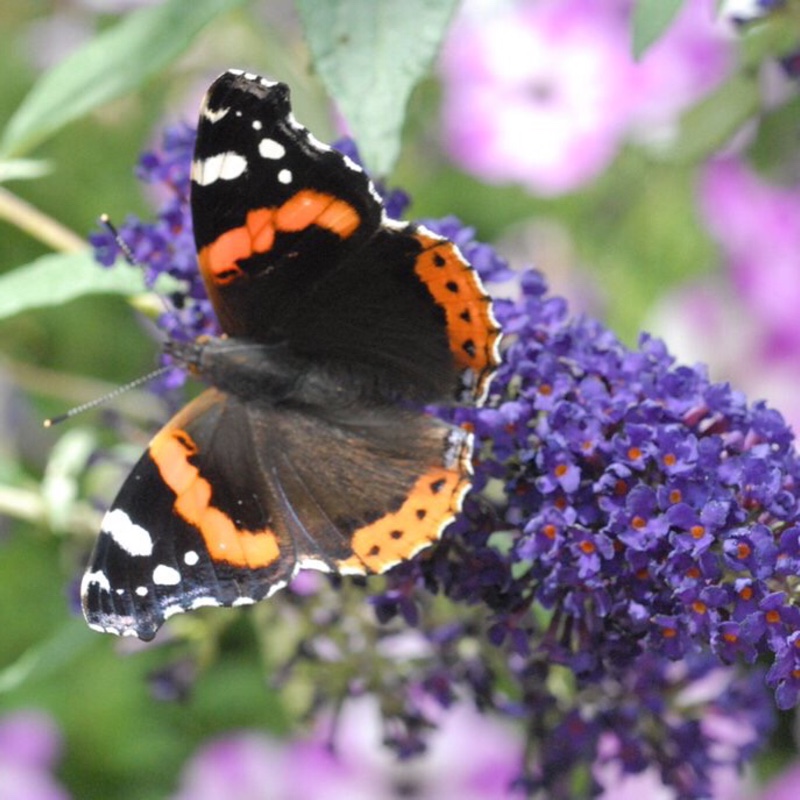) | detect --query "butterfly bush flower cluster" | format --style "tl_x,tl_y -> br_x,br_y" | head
89,123 -> 213,344
444,260 -> 800,707
93,125 -> 799,797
